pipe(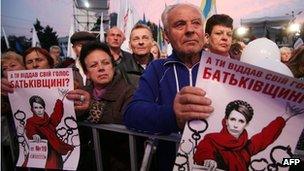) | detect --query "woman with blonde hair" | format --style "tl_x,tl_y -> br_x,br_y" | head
280,47 -> 293,63
150,41 -> 161,59
1,51 -> 25,78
